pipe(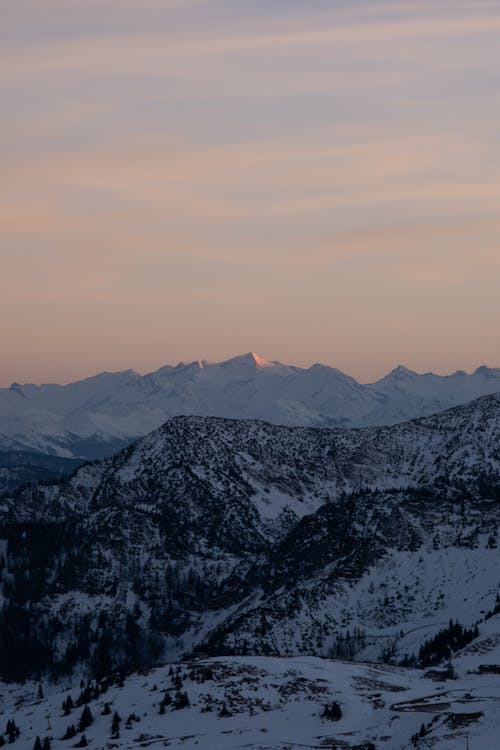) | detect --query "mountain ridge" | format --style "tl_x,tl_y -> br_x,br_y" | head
0,392 -> 498,682
1,353 -> 499,465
